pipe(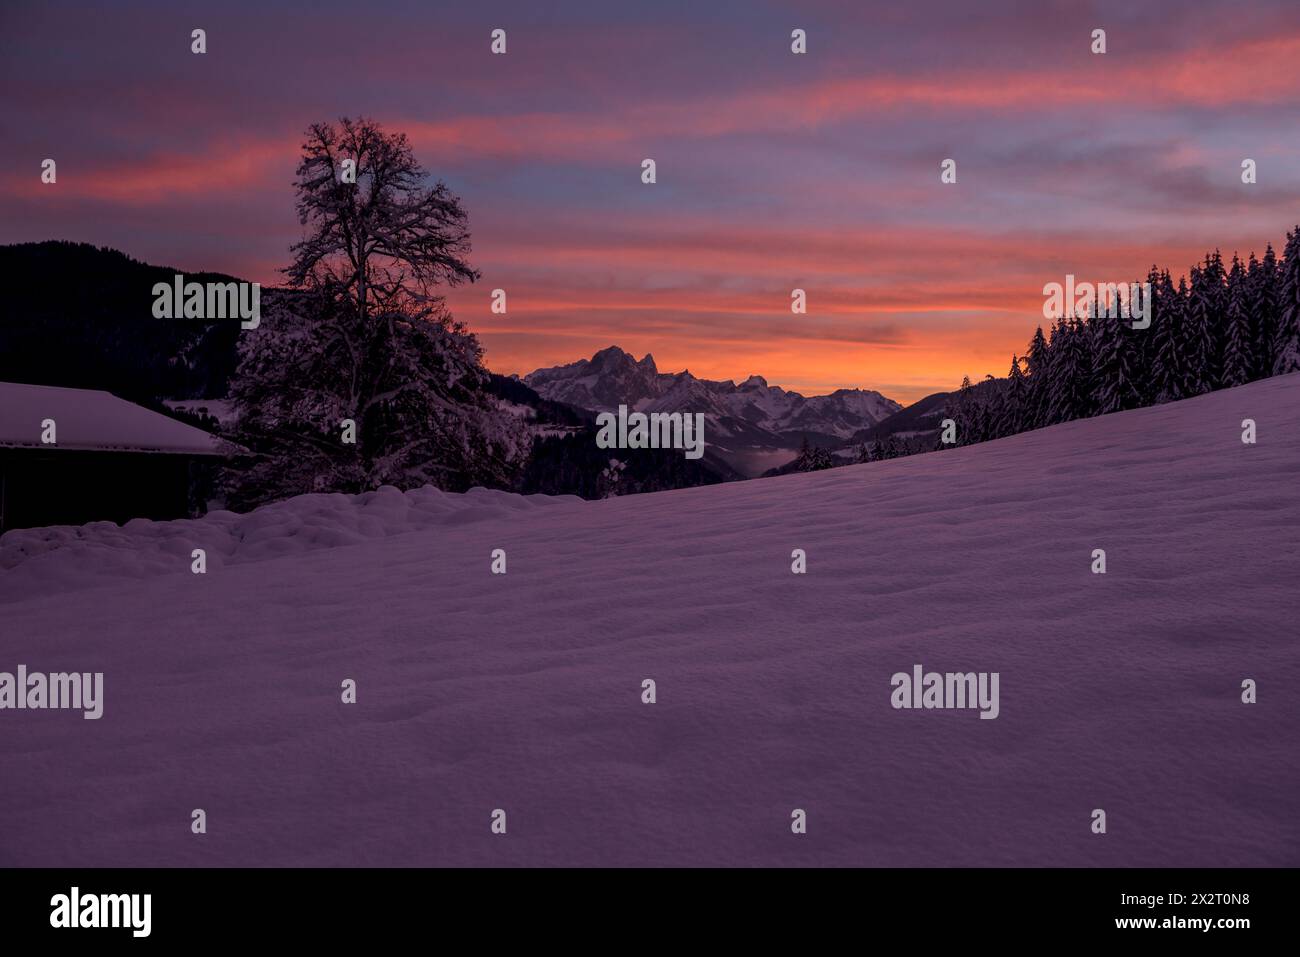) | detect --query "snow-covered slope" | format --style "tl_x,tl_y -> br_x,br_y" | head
525,346 -> 902,452
2,376 -> 1298,866
0,485 -> 582,599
